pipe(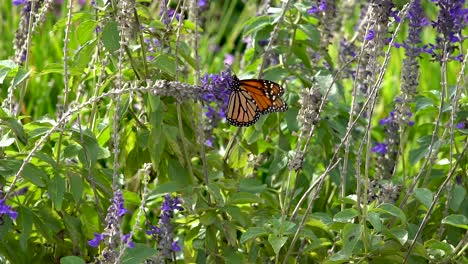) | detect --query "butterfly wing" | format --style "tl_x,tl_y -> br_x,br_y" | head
226,75 -> 287,127
226,89 -> 261,127
239,79 -> 288,114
